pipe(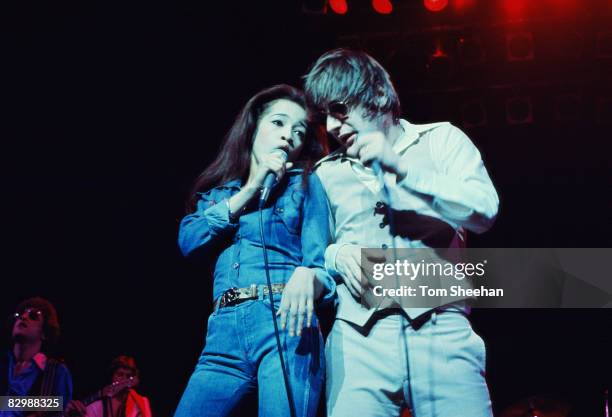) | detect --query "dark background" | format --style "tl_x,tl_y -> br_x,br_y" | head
2,0 -> 611,416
